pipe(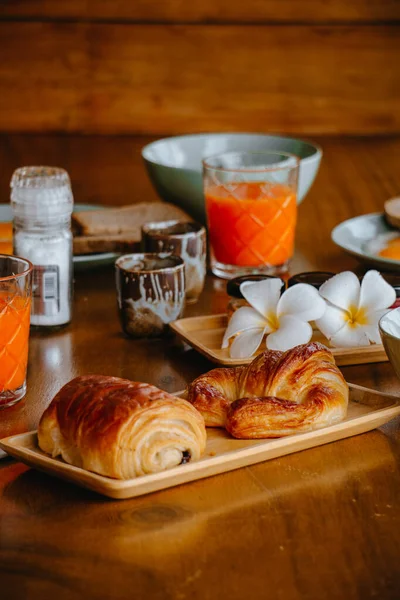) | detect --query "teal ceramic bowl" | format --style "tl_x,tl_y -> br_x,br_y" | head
142,133 -> 322,223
